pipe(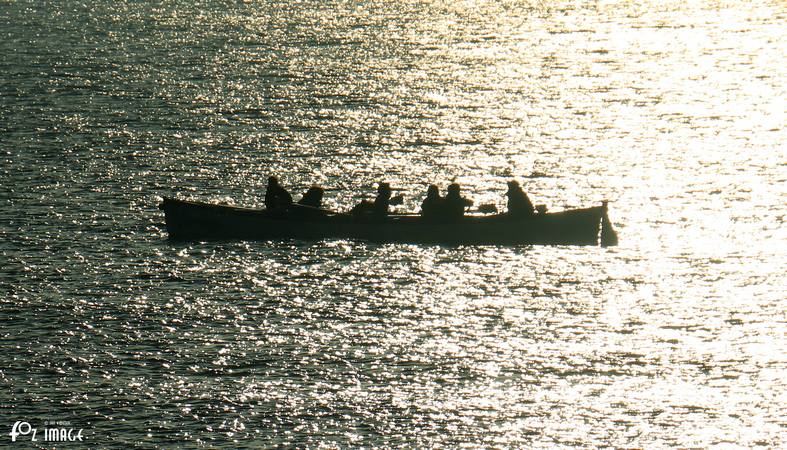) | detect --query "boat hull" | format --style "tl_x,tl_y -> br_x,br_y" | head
159,197 -> 617,246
